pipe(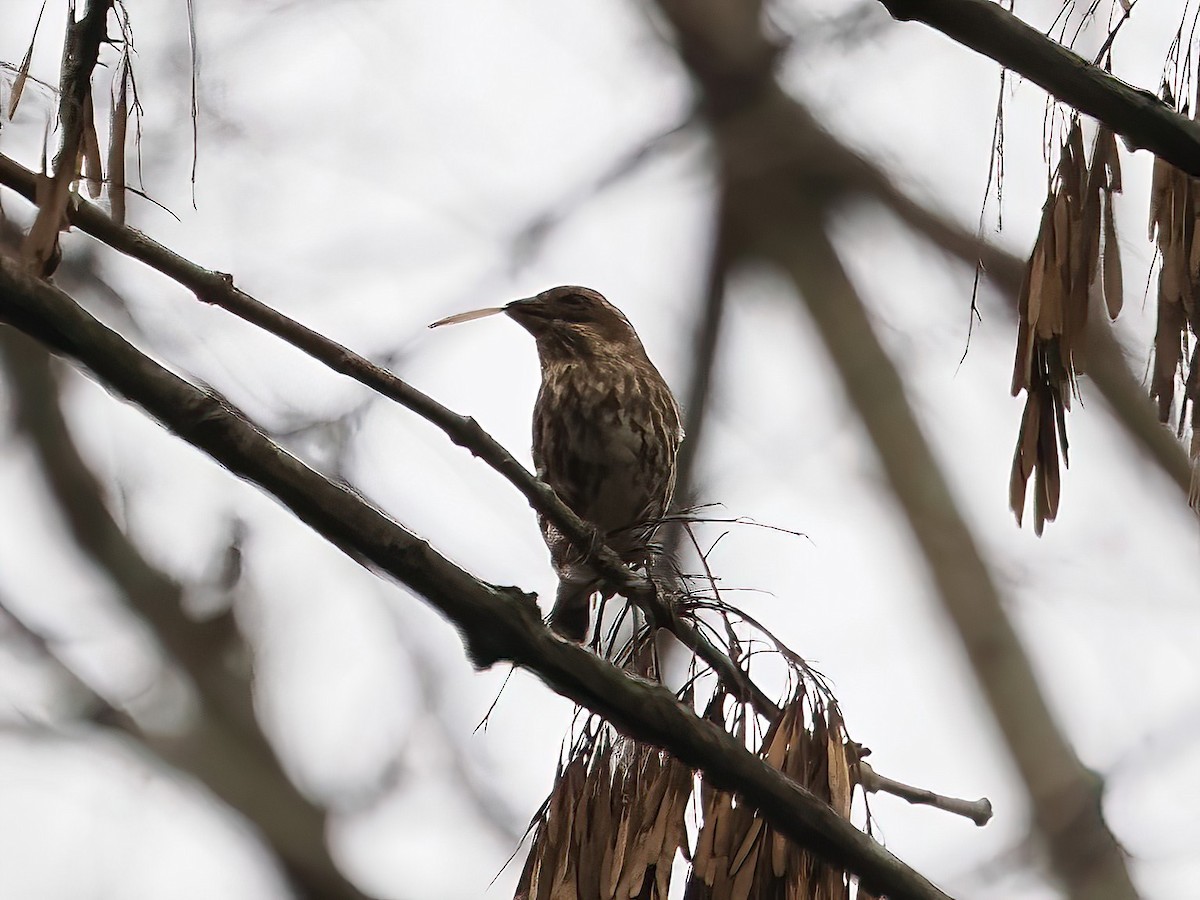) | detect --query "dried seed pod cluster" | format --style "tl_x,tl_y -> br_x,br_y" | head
1010,119 -> 1124,534
691,696 -> 861,900
515,737 -> 691,900
516,691 -> 864,900
1147,115 -> 1200,504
